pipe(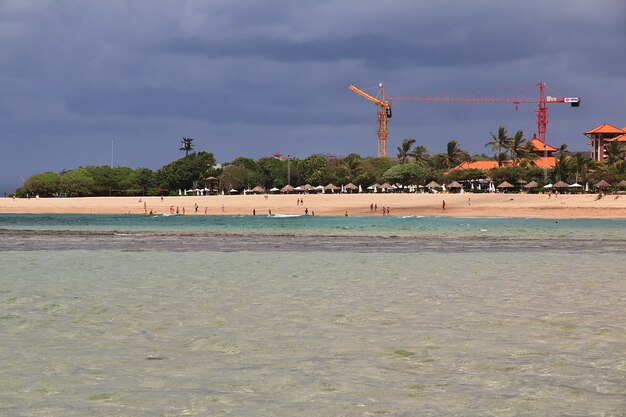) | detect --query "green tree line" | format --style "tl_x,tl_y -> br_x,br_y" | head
16,129 -> 626,197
